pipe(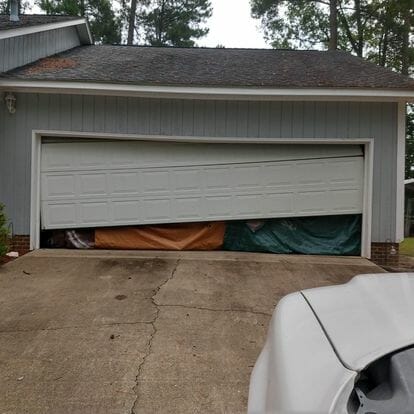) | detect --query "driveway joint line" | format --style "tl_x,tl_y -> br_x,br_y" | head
130,259 -> 181,414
